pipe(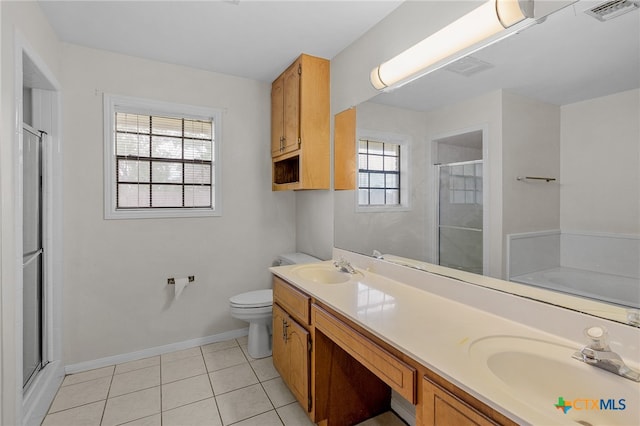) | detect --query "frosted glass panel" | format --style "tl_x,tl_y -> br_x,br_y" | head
438,161 -> 483,274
